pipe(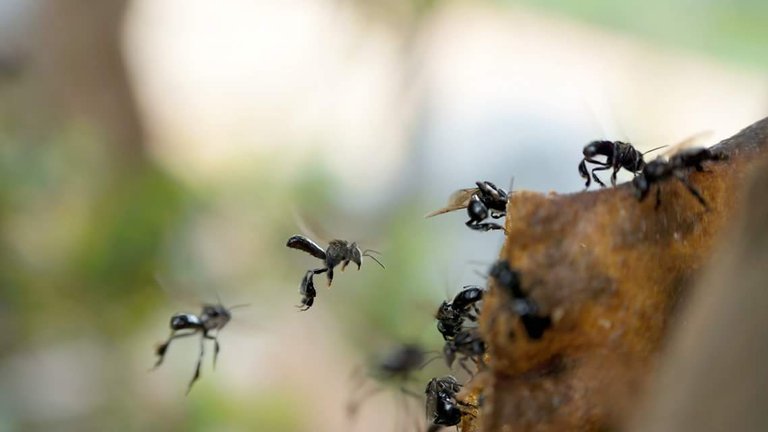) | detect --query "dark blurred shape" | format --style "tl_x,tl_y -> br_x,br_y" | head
0,54 -> 23,81
629,158 -> 768,431
33,0 -> 145,162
